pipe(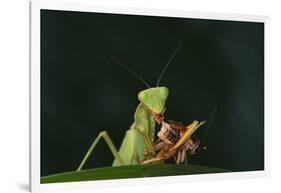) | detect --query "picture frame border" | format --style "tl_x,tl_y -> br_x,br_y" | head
30,0 -> 270,192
